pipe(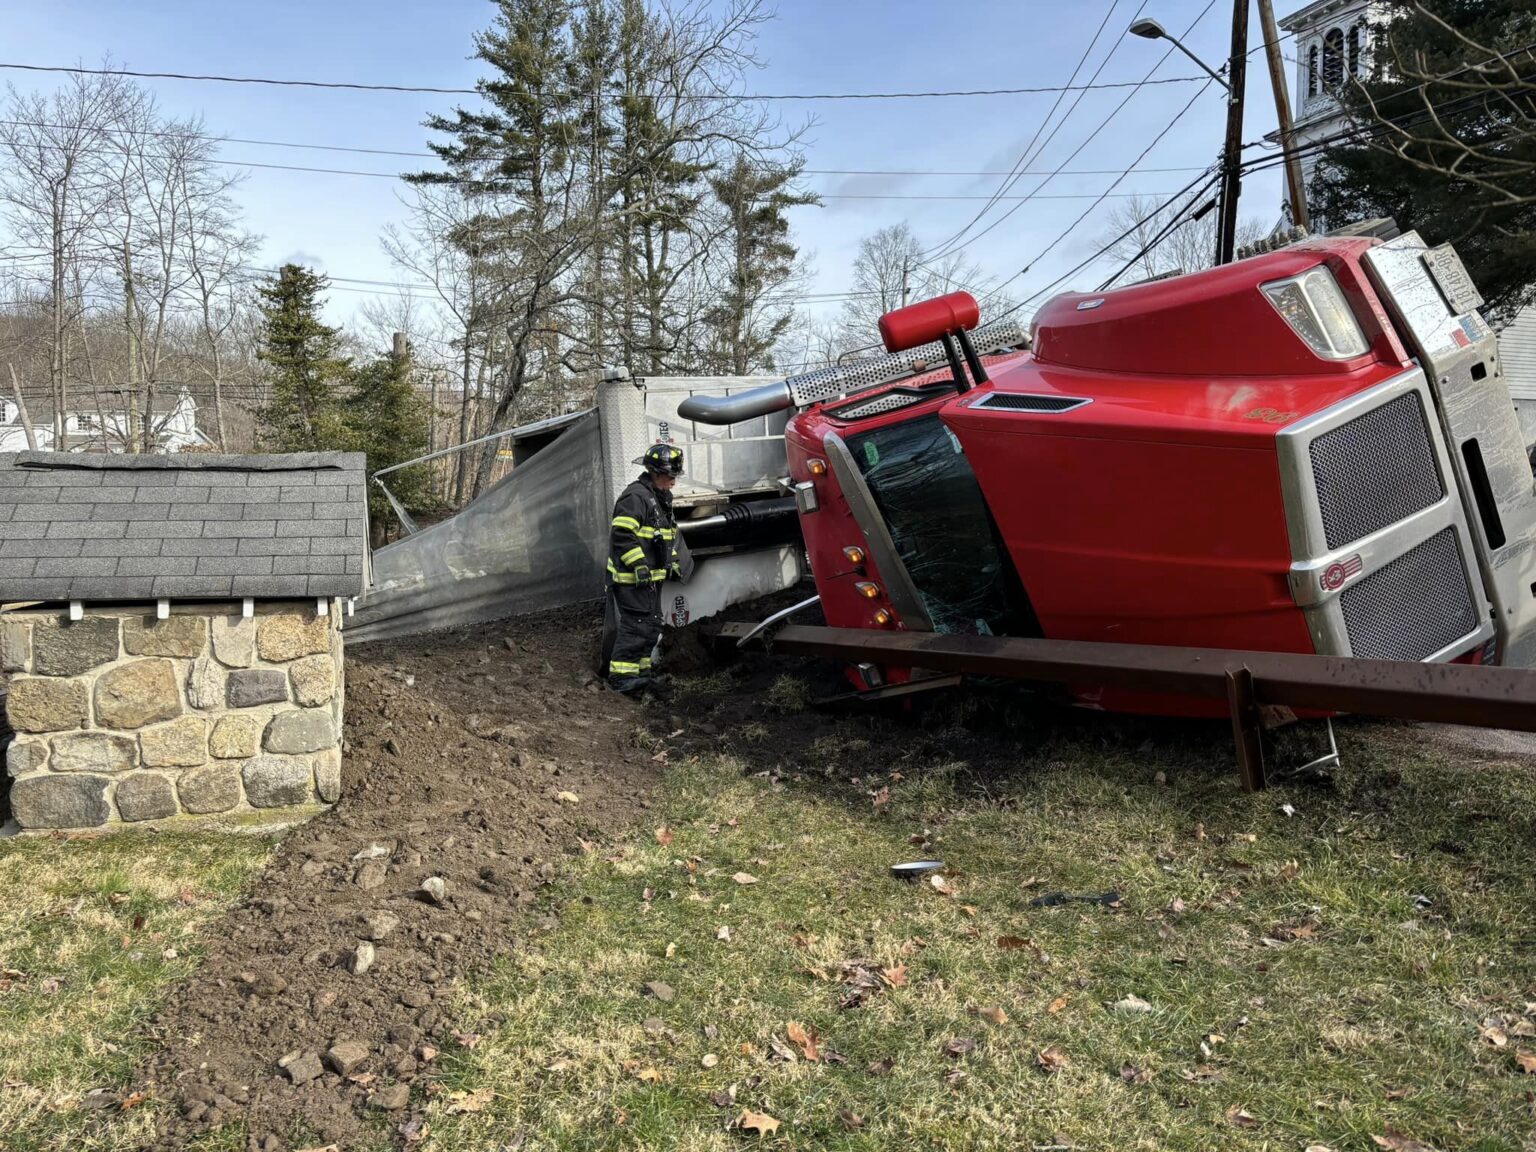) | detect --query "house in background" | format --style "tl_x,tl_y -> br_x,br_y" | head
0,388 -> 214,454
1278,0 -> 1536,438
1278,0 -> 1384,225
